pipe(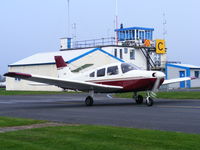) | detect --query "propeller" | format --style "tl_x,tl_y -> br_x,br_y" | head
151,72 -> 165,97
